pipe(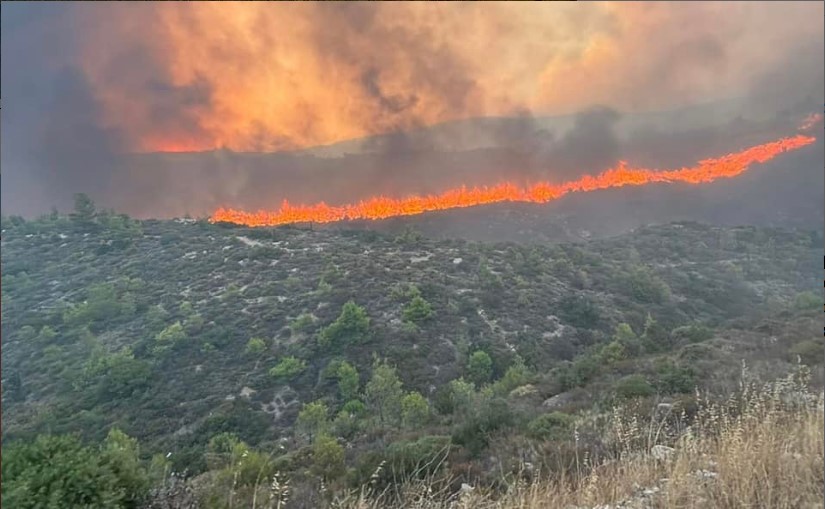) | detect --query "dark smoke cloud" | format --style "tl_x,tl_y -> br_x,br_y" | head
1,3 -> 124,215
1,2 -> 823,219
